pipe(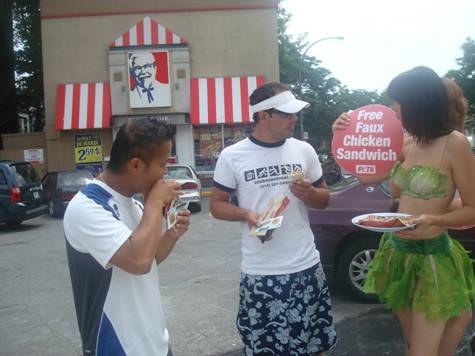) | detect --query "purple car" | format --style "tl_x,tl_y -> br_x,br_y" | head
42,170 -> 94,217
309,176 -> 475,303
